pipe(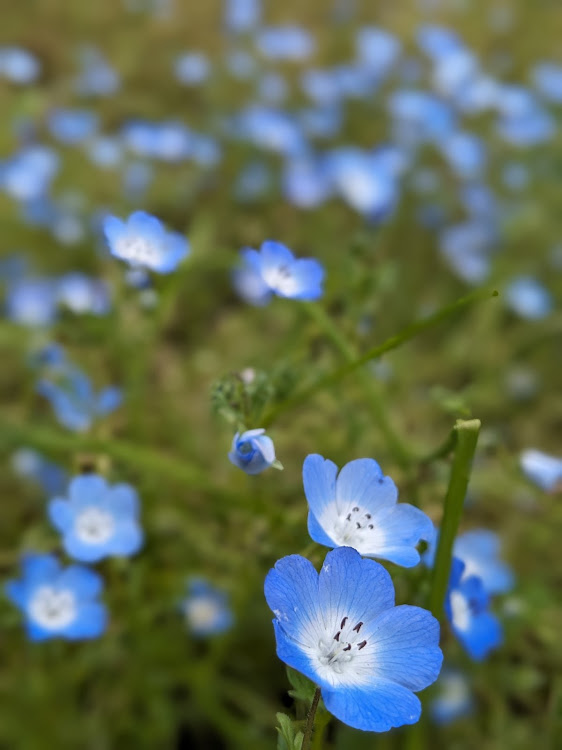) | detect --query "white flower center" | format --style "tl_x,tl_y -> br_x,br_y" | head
75,506 -> 115,545
185,596 -> 222,630
322,504 -> 380,555
262,264 -> 298,296
309,613 -> 373,687
115,235 -> 161,267
450,591 -> 471,632
28,585 -> 77,630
